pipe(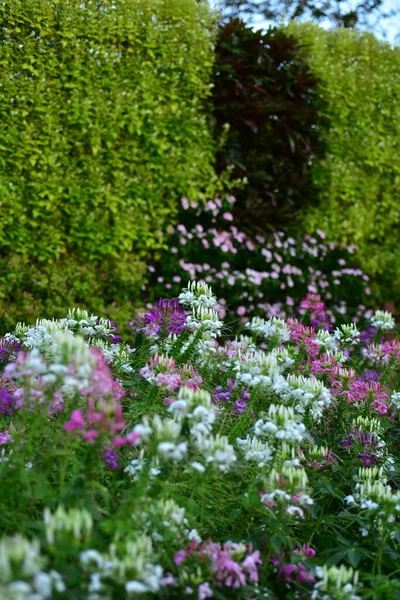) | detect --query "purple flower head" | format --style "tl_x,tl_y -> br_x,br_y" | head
357,327 -> 383,346
213,380 -> 249,414
360,370 -> 380,383
0,389 -> 14,416
131,299 -> 188,337
340,428 -> 378,451
358,452 -> 379,467
0,337 -> 22,365
0,429 -> 11,445
102,448 -> 120,470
